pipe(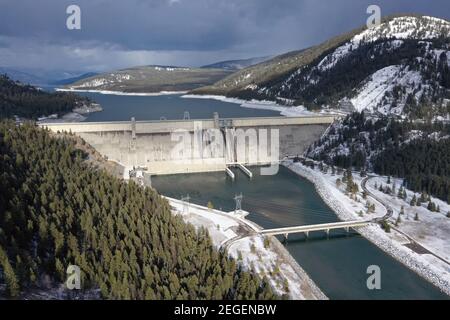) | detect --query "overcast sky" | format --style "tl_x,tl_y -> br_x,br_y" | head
0,0 -> 449,73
